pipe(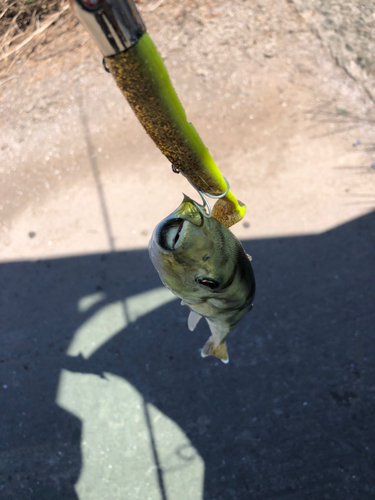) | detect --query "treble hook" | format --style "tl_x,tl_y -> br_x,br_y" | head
171,163 -> 230,219
188,178 -> 230,219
